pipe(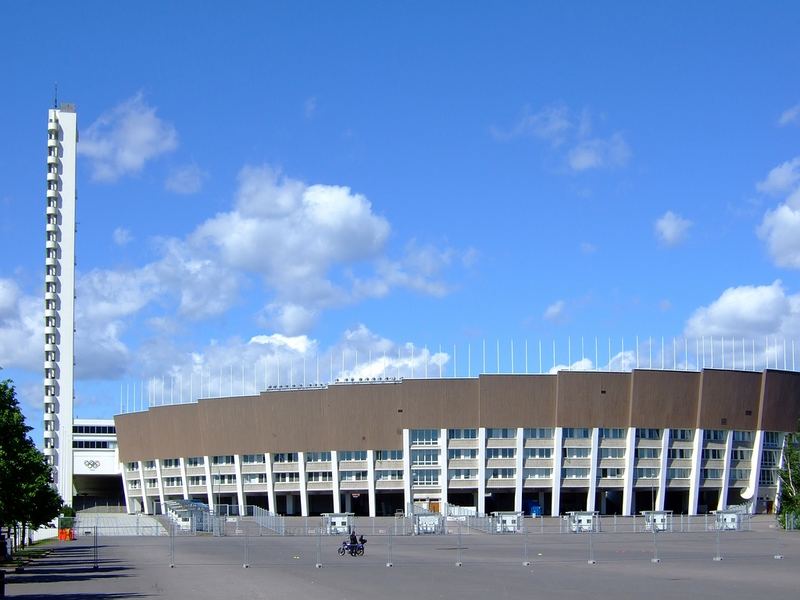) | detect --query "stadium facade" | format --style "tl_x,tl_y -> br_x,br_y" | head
114,368 -> 800,517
